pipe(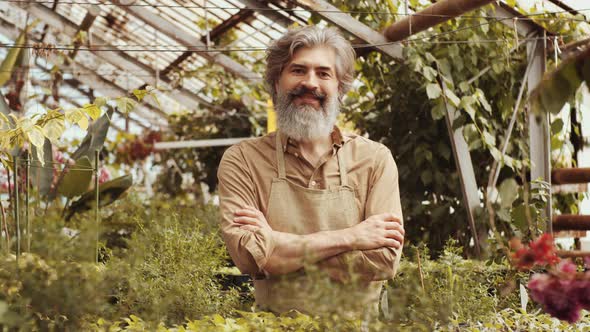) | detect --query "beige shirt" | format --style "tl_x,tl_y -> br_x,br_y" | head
217,127 -> 403,281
